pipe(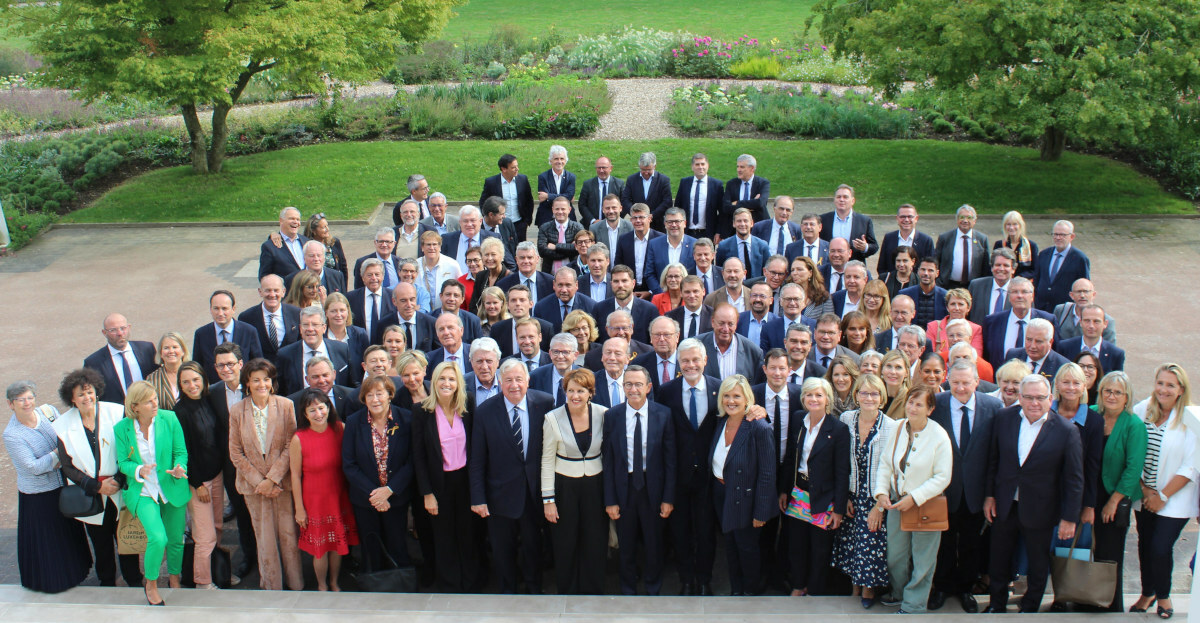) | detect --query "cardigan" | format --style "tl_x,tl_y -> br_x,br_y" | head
1099,410 -> 1147,501
839,410 -> 898,499
874,417 -> 953,506
541,403 -> 606,498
